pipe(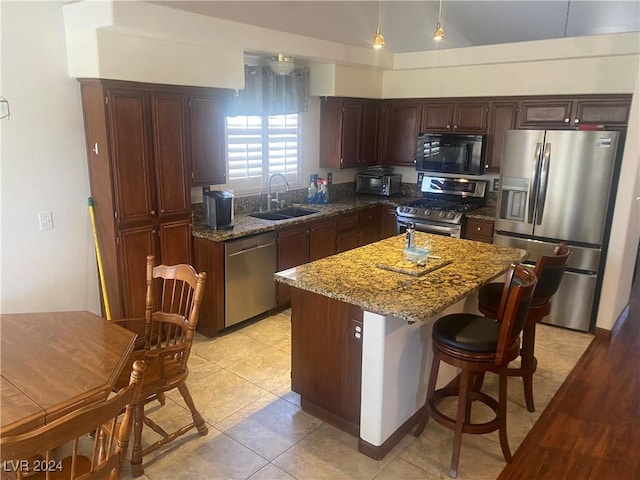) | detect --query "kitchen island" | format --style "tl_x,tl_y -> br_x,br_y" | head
275,232 -> 528,459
